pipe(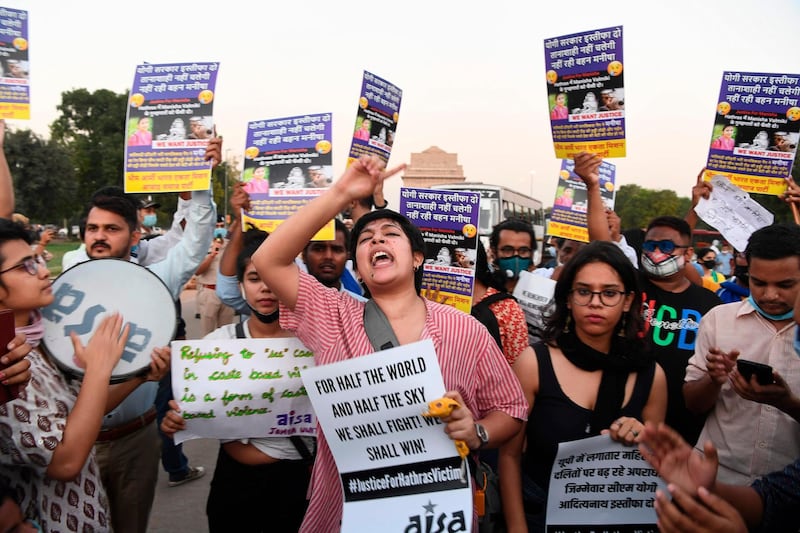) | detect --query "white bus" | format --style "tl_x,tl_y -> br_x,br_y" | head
431,183 -> 546,260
